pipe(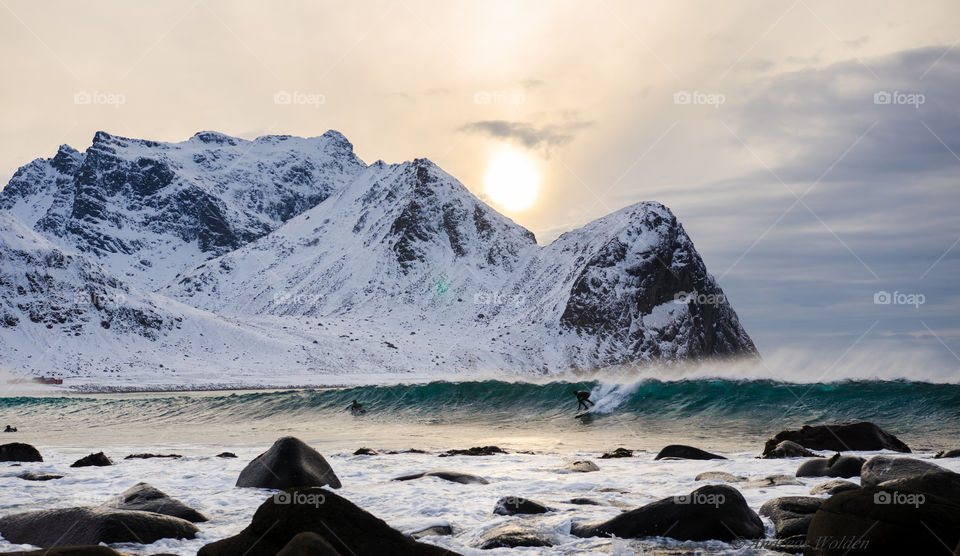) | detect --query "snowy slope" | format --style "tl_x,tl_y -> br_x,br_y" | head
0,130 -> 366,290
